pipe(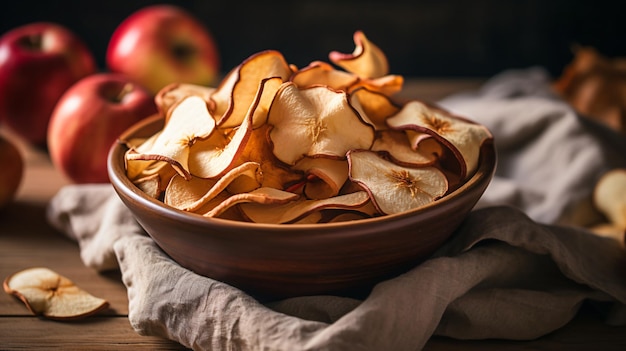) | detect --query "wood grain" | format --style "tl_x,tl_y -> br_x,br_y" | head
0,317 -> 189,350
